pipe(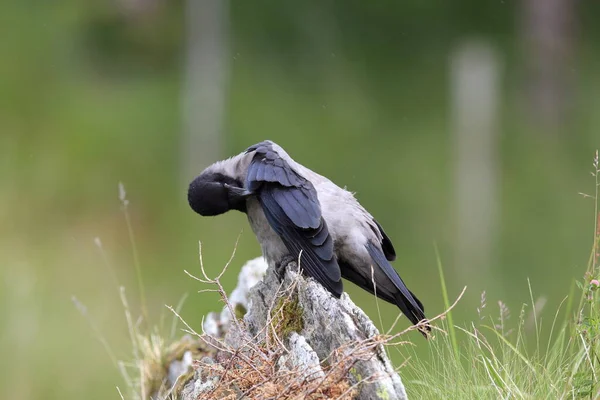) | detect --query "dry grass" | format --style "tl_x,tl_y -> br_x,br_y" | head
193,344 -> 358,400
